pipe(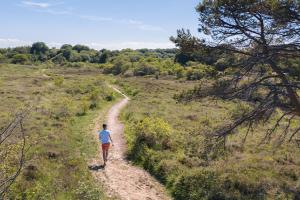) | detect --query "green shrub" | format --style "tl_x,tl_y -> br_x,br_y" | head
0,53 -> 8,63
103,61 -> 129,75
186,64 -> 217,80
186,68 -> 206,80
122,84 -> 139,96
173,169 -> 267,200
133,63 -> 158,76
175,67 -> 185,79
173,169 -> 224,200
11,54 -> 31,64
104,92 -> 115,101
52,54 -> 67,64
131,117 -> 172,151
64,62 -> 86,68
